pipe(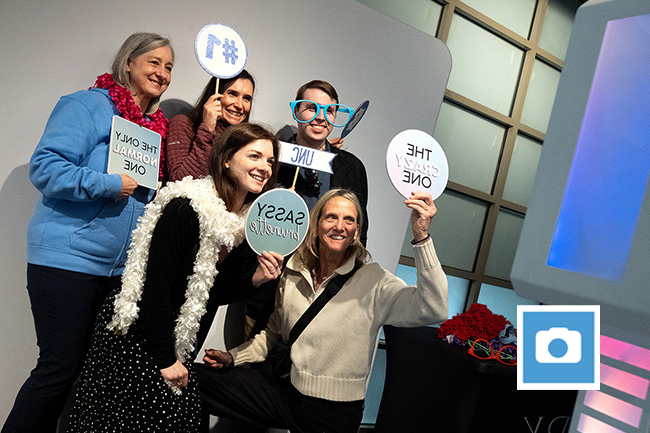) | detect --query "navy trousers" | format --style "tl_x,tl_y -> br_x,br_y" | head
2,264 -> 120,433
195,363 -> 364,433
